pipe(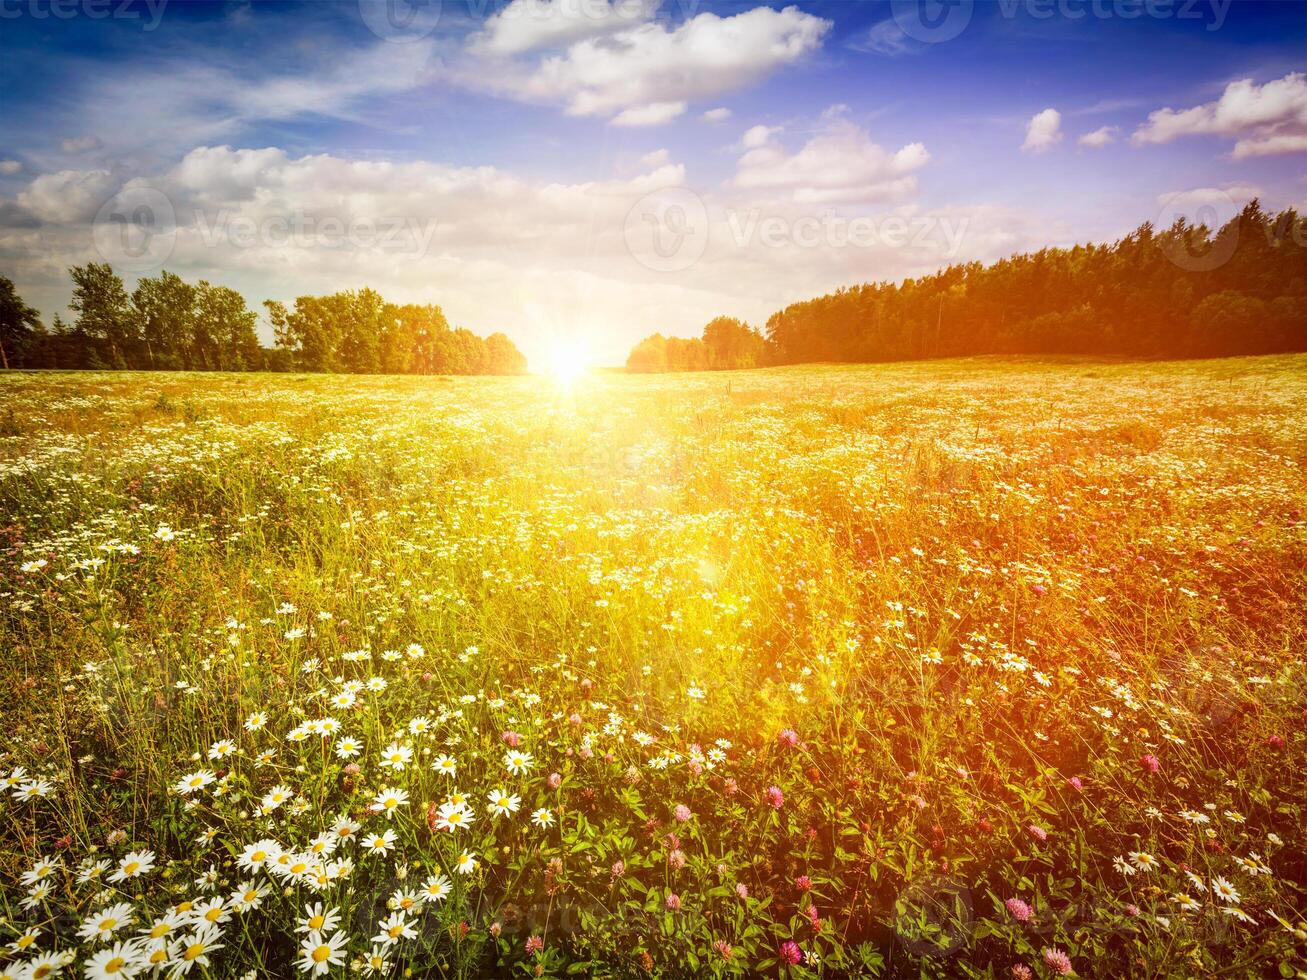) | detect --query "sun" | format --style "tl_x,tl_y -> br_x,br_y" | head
544,340 -> 593,384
